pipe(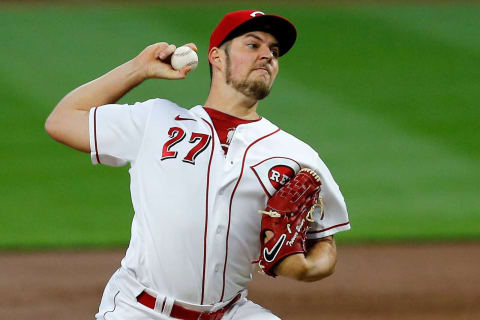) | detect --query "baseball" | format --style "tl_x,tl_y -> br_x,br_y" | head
171,46 -> 198,71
